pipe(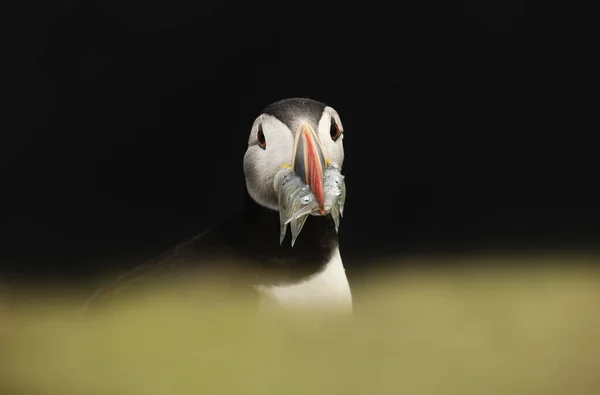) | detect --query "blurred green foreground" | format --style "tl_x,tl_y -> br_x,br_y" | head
1,254 -> 599,395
